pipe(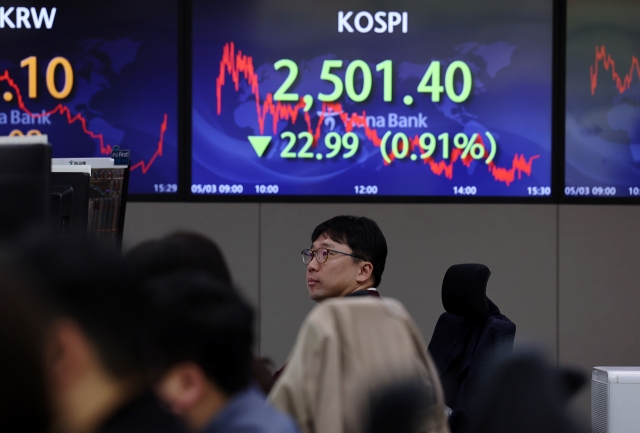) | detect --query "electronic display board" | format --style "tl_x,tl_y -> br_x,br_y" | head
191,0 -> 553,198
0,1 -> 179,195
565,0 -> 640,199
